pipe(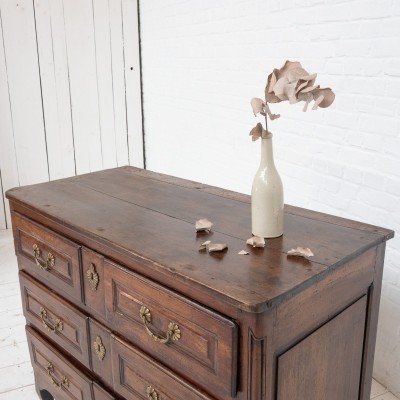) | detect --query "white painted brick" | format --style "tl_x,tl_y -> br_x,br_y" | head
385,179 -> 400,197
140,0 -> 400,393
358,114 -> 398,136
362,171 -> 386,191
358,187 -> 398,211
